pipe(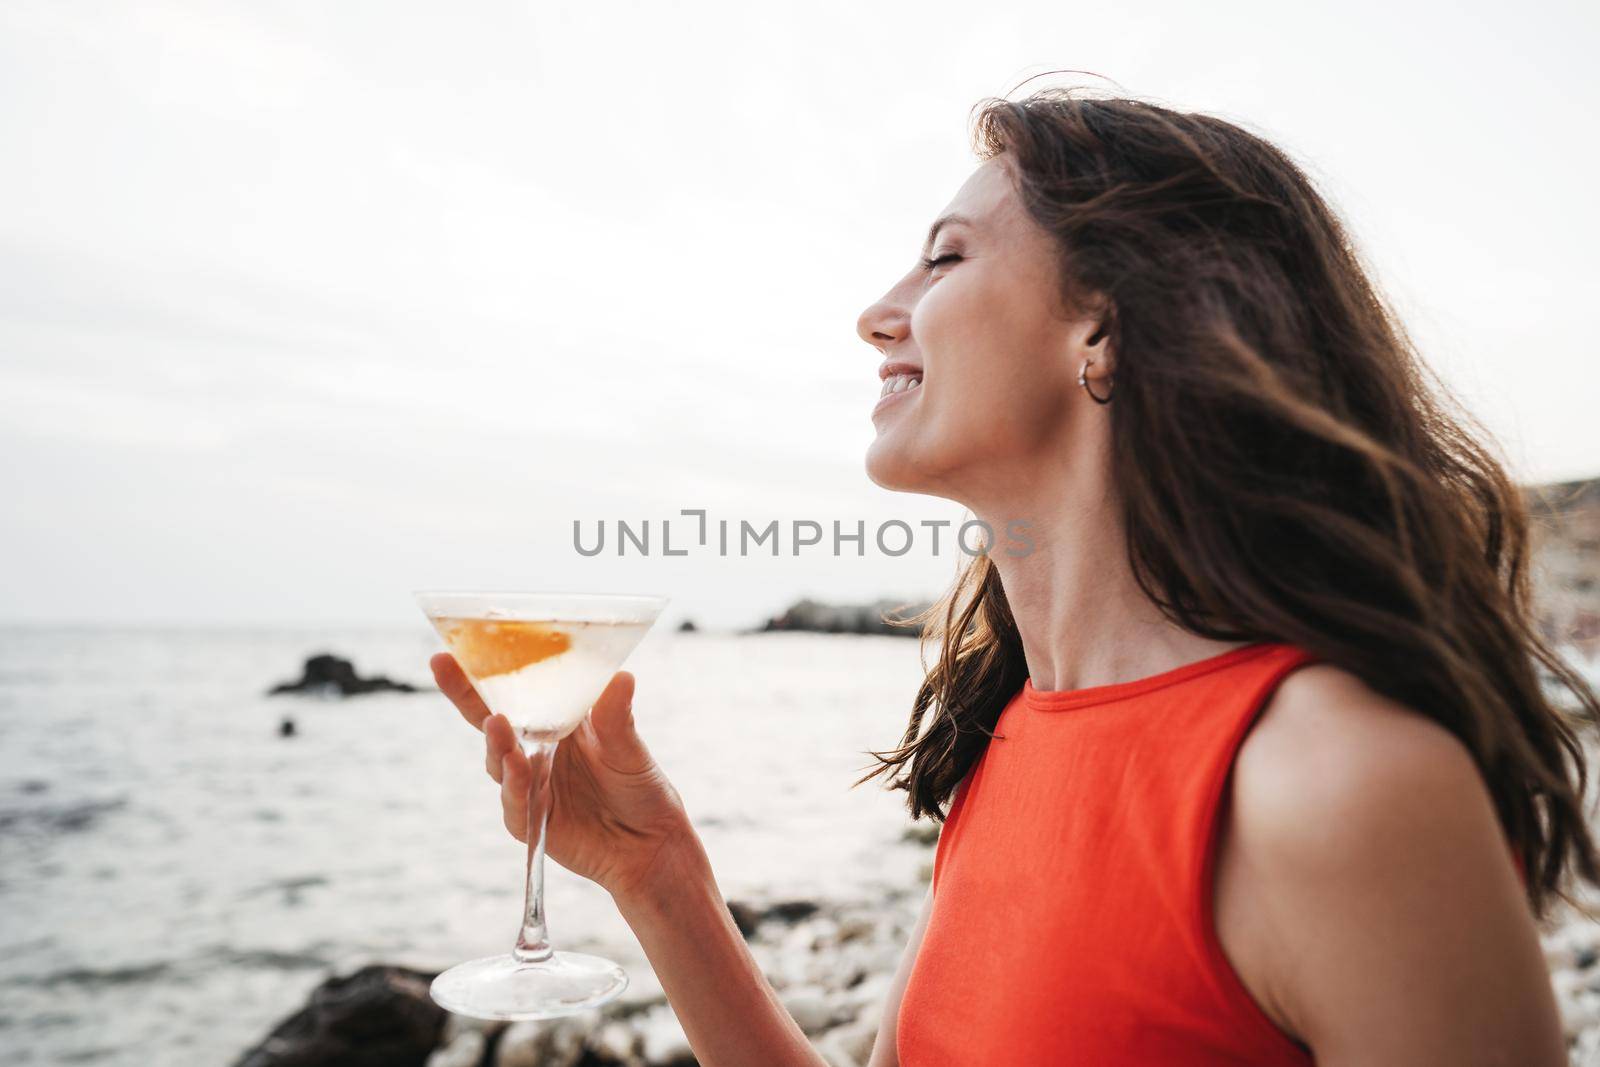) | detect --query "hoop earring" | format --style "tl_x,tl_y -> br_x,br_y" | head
1078,358 -> 1114,405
